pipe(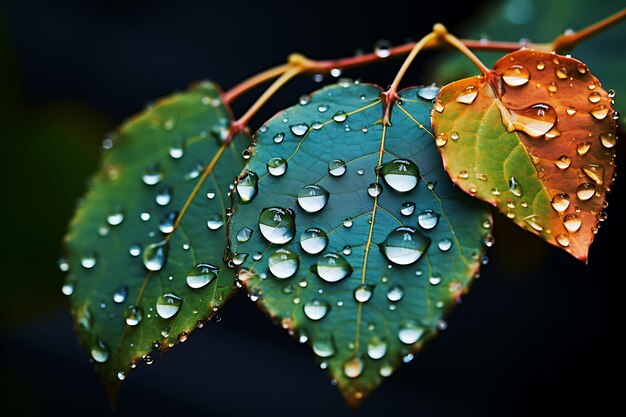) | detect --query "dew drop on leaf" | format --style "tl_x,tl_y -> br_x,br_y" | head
303,299 -> 330,320
300,228 -> 328,254
367,337 -> 387,360
90,338 -> 110,363
268,248 -> 300,279
551,193 -> 570,212
236,227 -> 253,243
267,157 -> 288,176
186,263 -> 219,289
380,226 -> 430,265
507,103 -> 556,138
417,210 -> 439,230
398,321 -> 425,344
113,285 -> 128,304
328,159 -> 347,177
354,284 -> 374,303
143,240 -> 169,271
156,293 -> 183,319
313,334 -> 335,357
576,183 -> 596,201
236,170 -> 259,203
502,64 -> 530,86
259,207 -> 296,244
124,305 -> 143,326
343,356 -> 365,378
315,253 -> 353,282
297,185 -> 329,213
386,285 -> 404,302
563,213 -> 582,232
380,159 -> 420,192
290,123 -> 309,137
400,202 -> 415,216
456,85 -> 478,104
